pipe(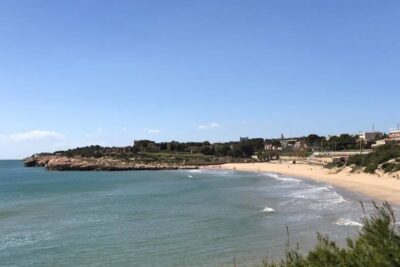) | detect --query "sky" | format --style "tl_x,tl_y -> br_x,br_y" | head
0,0 -> 400,159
